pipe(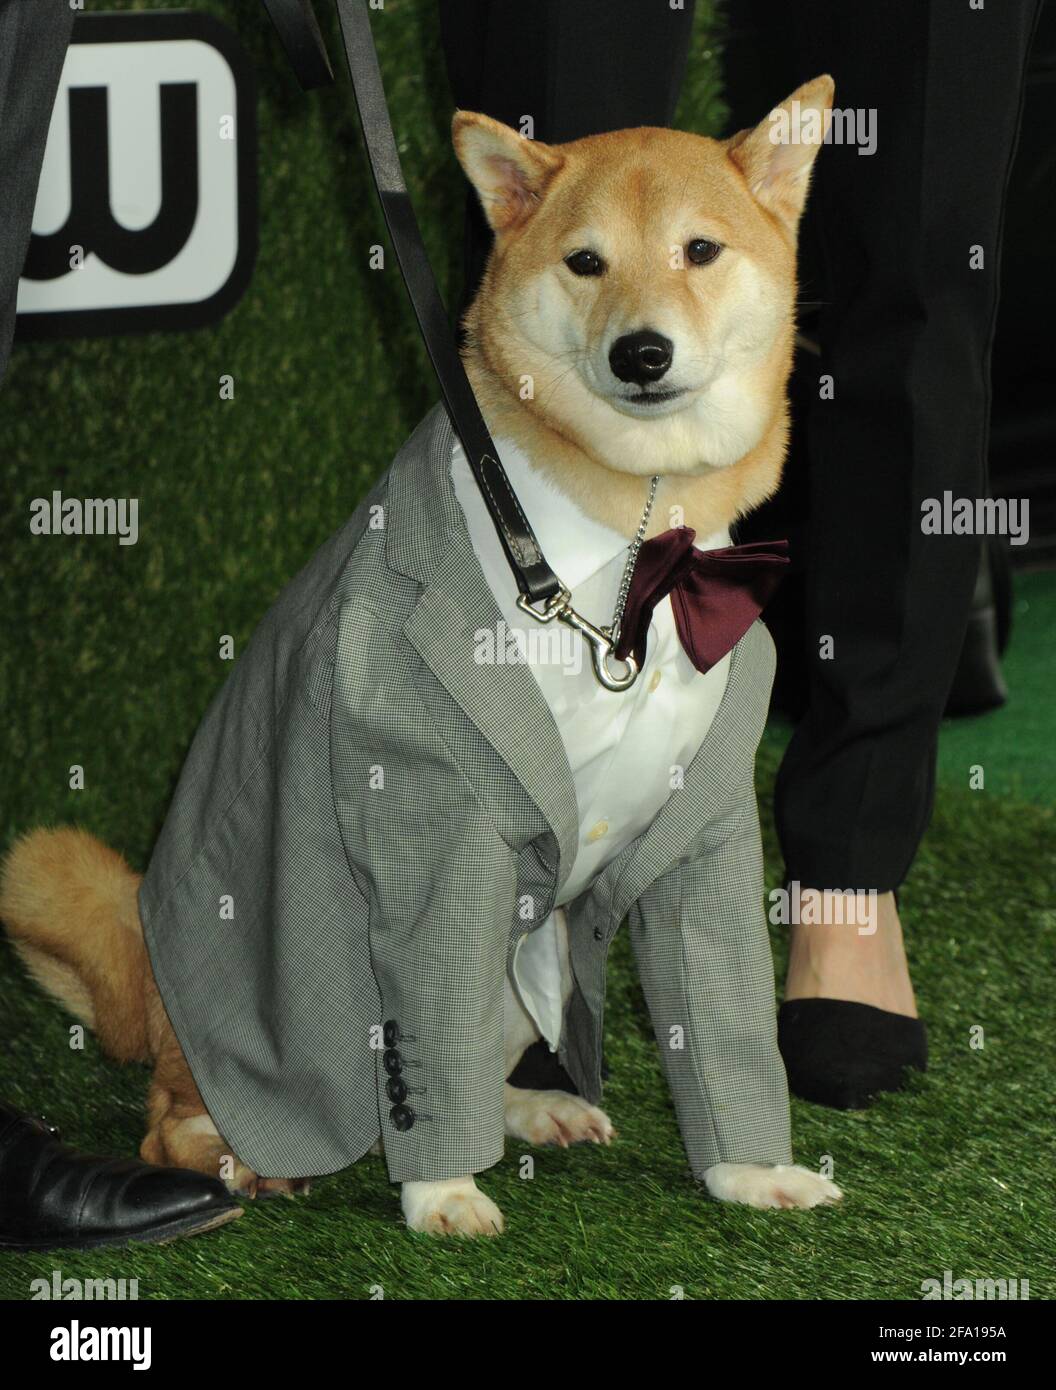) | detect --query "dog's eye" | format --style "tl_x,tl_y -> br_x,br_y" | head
686,238 -> 723,266
564,249 -> 605,277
